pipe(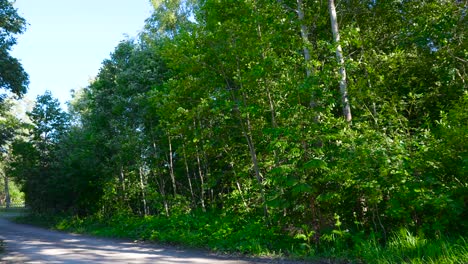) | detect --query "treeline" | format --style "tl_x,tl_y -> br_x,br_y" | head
6,0 -> 467,255
0,0 -> 29,208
